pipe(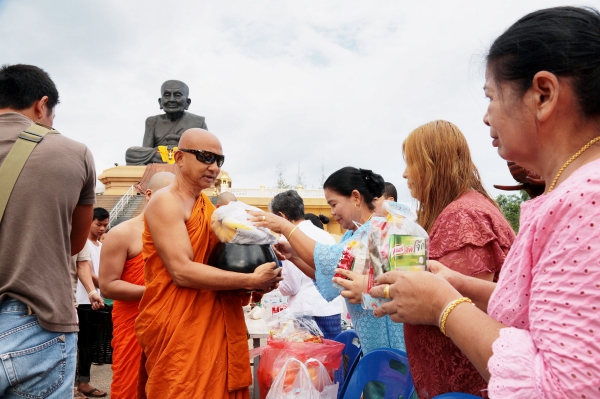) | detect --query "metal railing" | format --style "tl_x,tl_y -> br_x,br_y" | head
108,185 -> 136,228
227,188 -> 325,198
